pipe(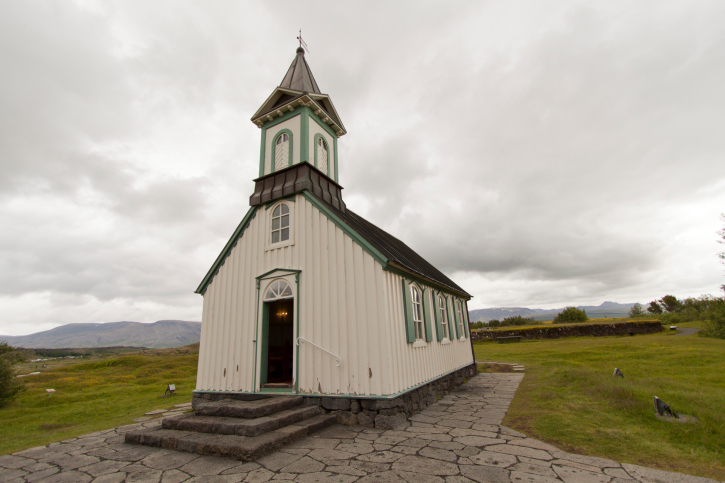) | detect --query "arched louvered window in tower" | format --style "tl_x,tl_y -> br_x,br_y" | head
316,137 -> 328,175
275,133 -> 290,171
